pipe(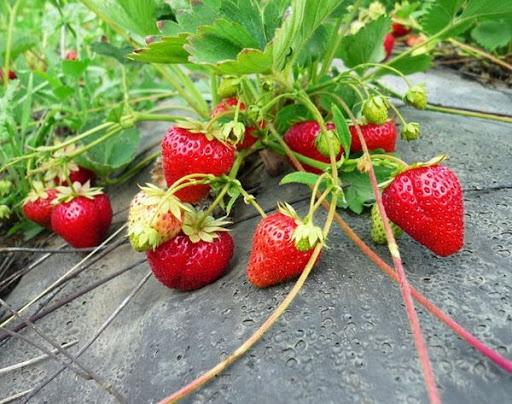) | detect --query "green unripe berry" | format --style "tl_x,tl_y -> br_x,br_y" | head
0,180 -> 12,196
316,130 -> 341,158
0,205 -> 11,220
370,204 -> 403,244
402,122 -> 421,141
405,85 -> 428,110
362,96 -> 388,124
218,78 -> 240,99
